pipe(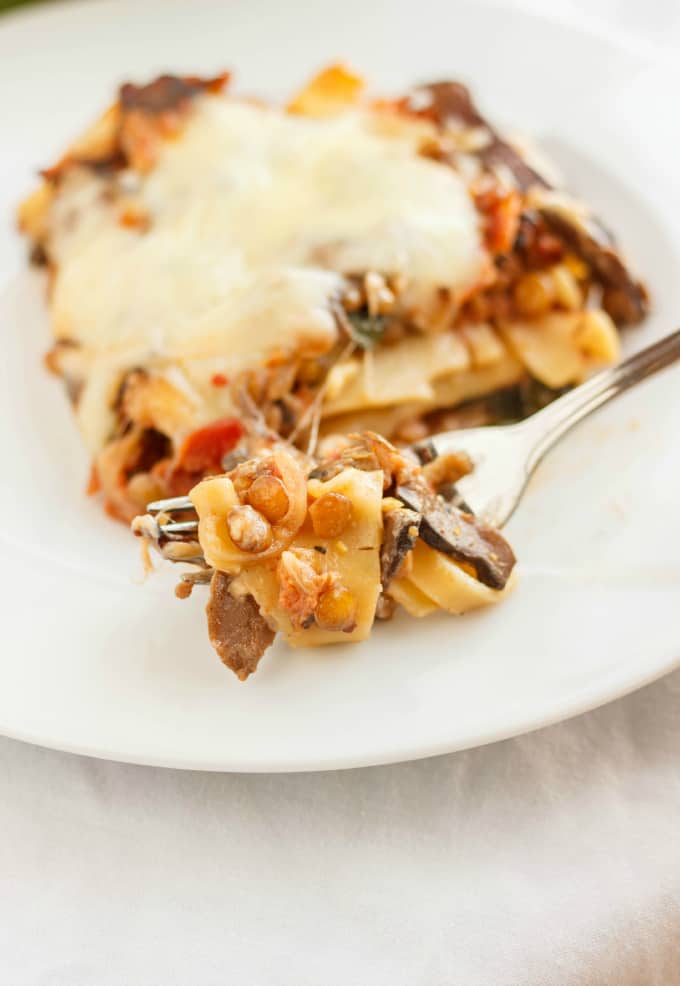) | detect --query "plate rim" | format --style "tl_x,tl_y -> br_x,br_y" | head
1,651 -> 678,771
0,0 -> 664,64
